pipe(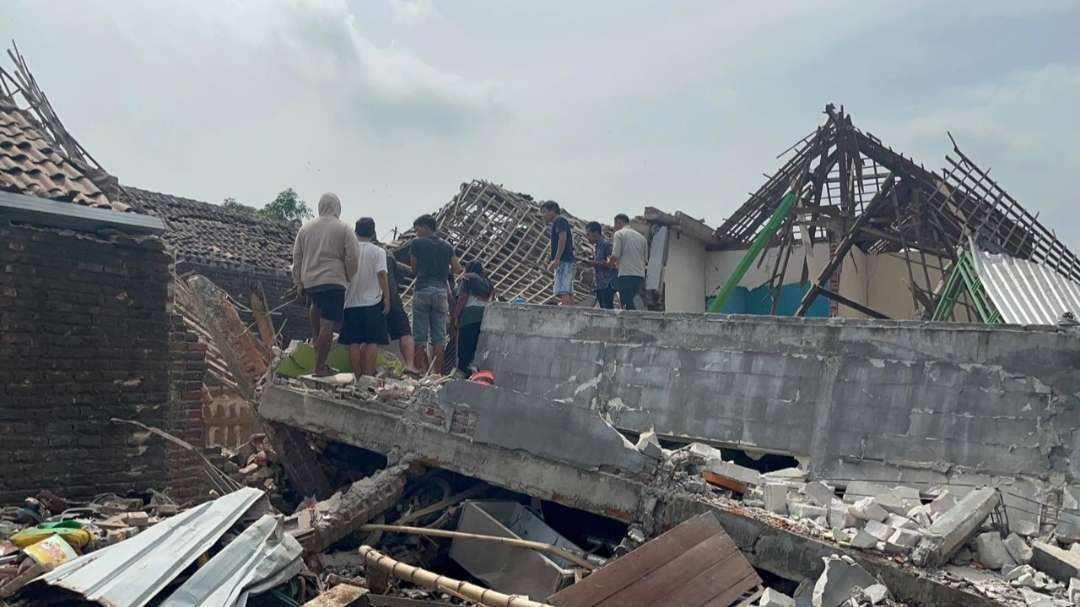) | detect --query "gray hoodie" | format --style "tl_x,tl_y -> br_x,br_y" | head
291,193 -> 359,290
